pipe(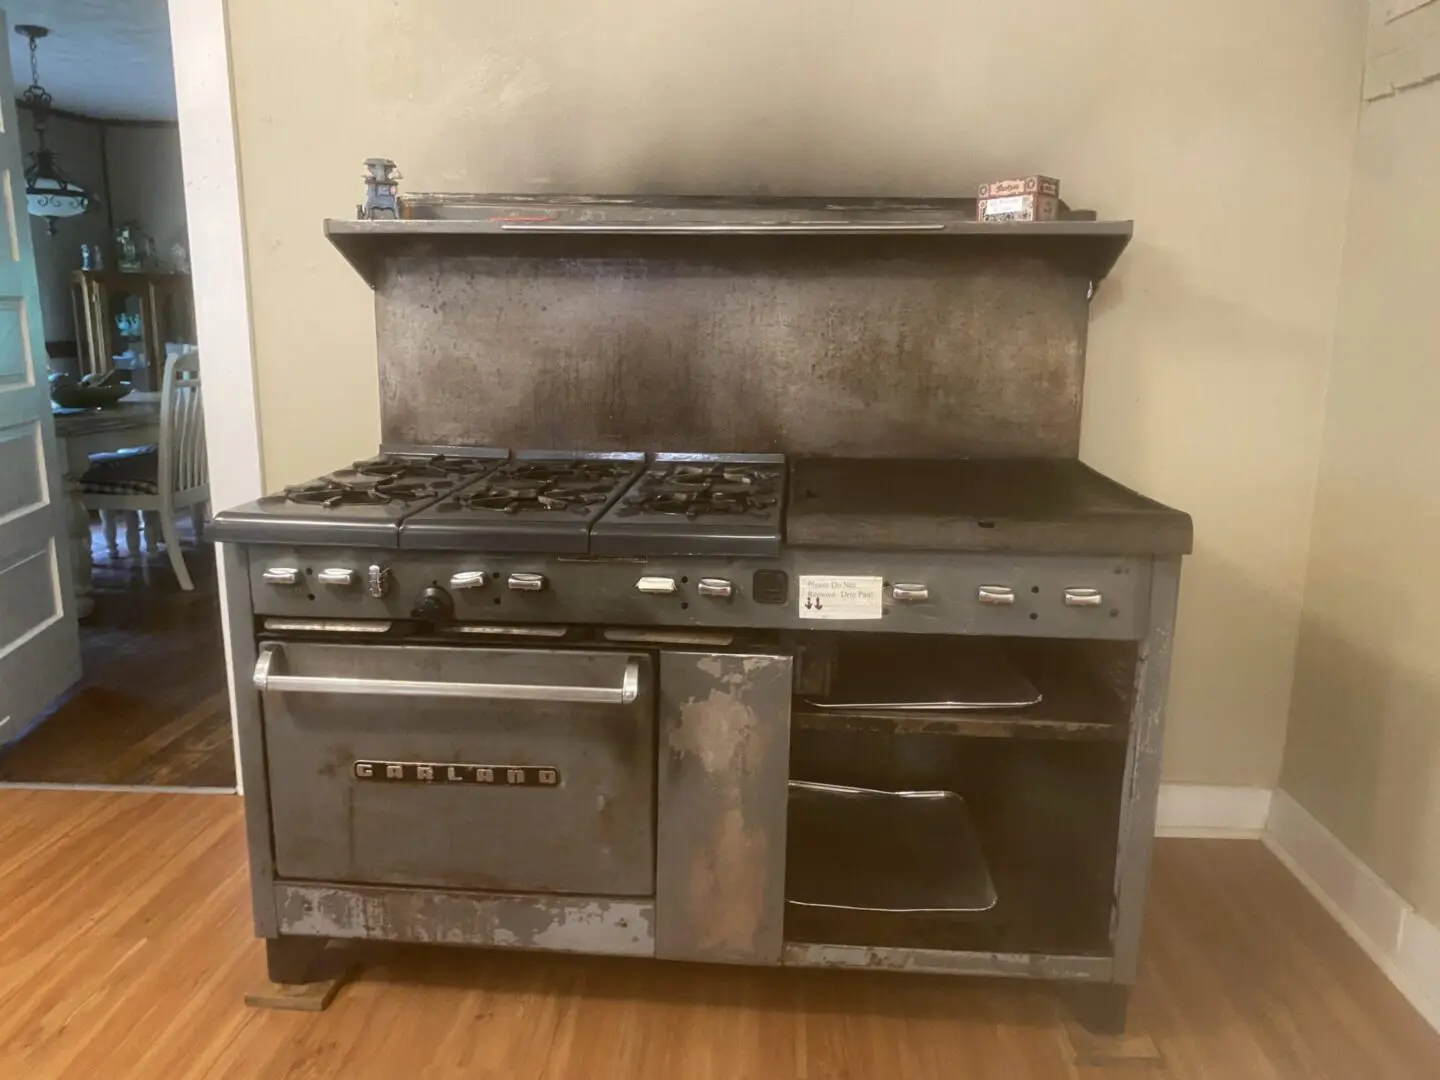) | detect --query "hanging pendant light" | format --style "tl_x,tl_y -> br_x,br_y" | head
15,25 -> 93,234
